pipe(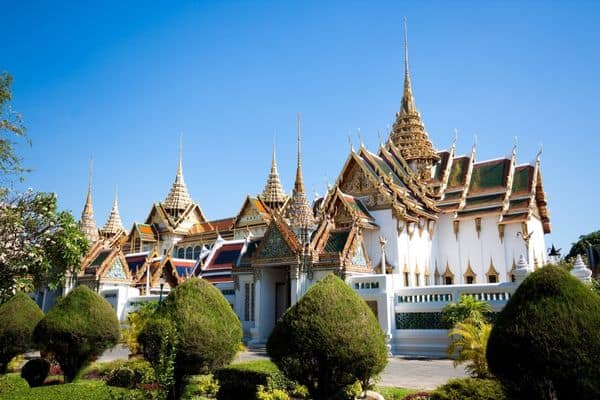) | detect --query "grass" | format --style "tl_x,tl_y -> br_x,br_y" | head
0,373 -> 142,400
374,386 -> 418,399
